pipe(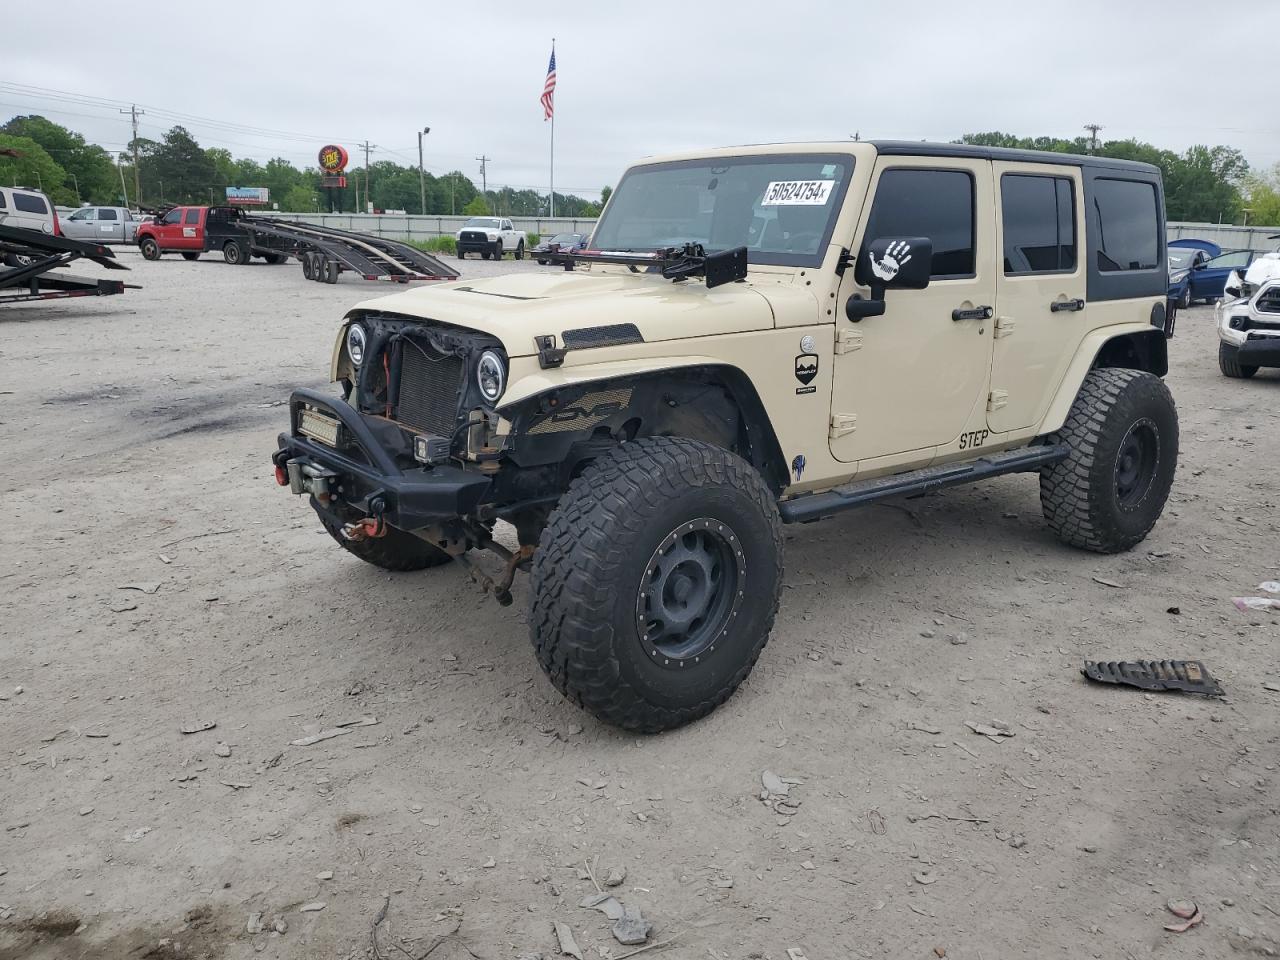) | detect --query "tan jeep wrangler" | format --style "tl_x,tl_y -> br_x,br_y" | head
273,141 -> 1177,732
